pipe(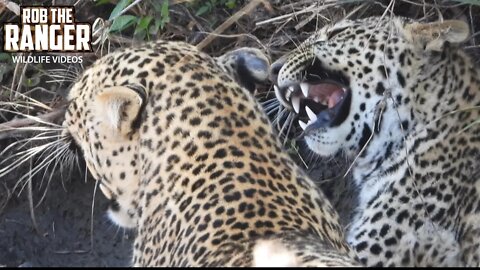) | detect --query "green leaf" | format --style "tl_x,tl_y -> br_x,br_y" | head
110,15 -> 137,32
158,1 -> 170,29
109,0 -> 132,20
137,16 -> 153,30
160,1 -> 170,20
134,28 -> 147,40
95,0 -> 112,6
195,5 -> 210,16
153,0 -> 163,13
225,0 -> 237,9
134,16 -> 152,40
150,18 -> 162,35
23,73 -> 41,87
0,53 -> 12,62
